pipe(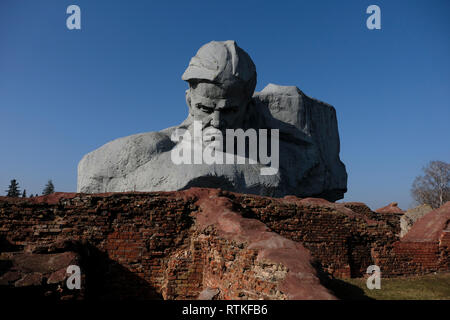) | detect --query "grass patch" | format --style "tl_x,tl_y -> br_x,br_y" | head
326,272 -> 450,300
